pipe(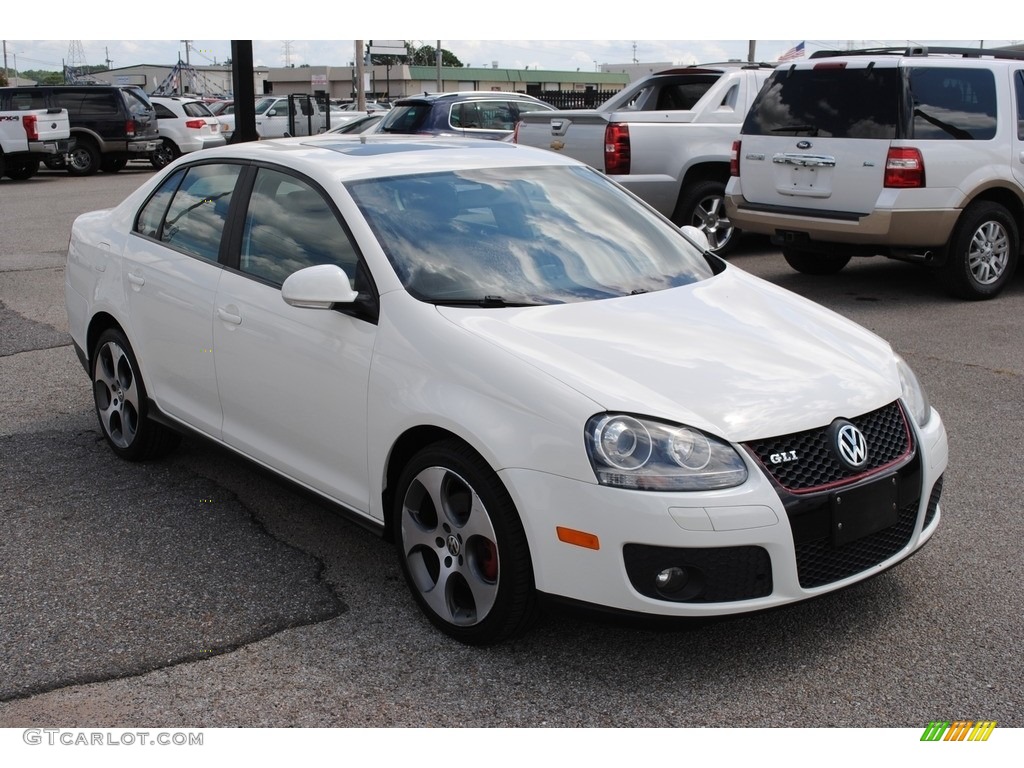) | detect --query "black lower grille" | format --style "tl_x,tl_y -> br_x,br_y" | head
623,544 -> 772,603
795,499 -> 918,588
